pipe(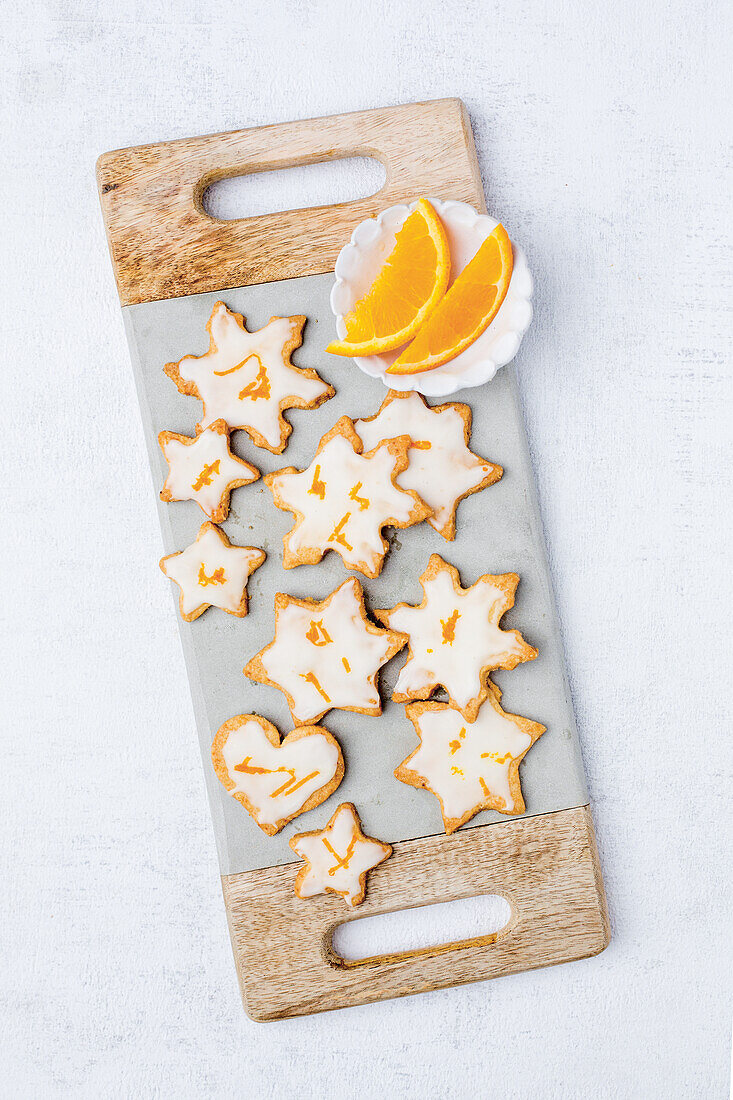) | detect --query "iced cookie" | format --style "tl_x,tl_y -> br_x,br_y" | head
290,802 -> 392,908
374,554 -> 537,721
264,415 -> 432,578
164,301 -> 334,453
158,419 -> 259,522
243,577 -> 407,726
354,390 -> 502,540
396,694 -> 545,832
211,714 -> 343,835
159,521 -> 265,622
